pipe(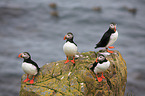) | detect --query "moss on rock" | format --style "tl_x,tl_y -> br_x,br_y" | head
19,50 -> 127,96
